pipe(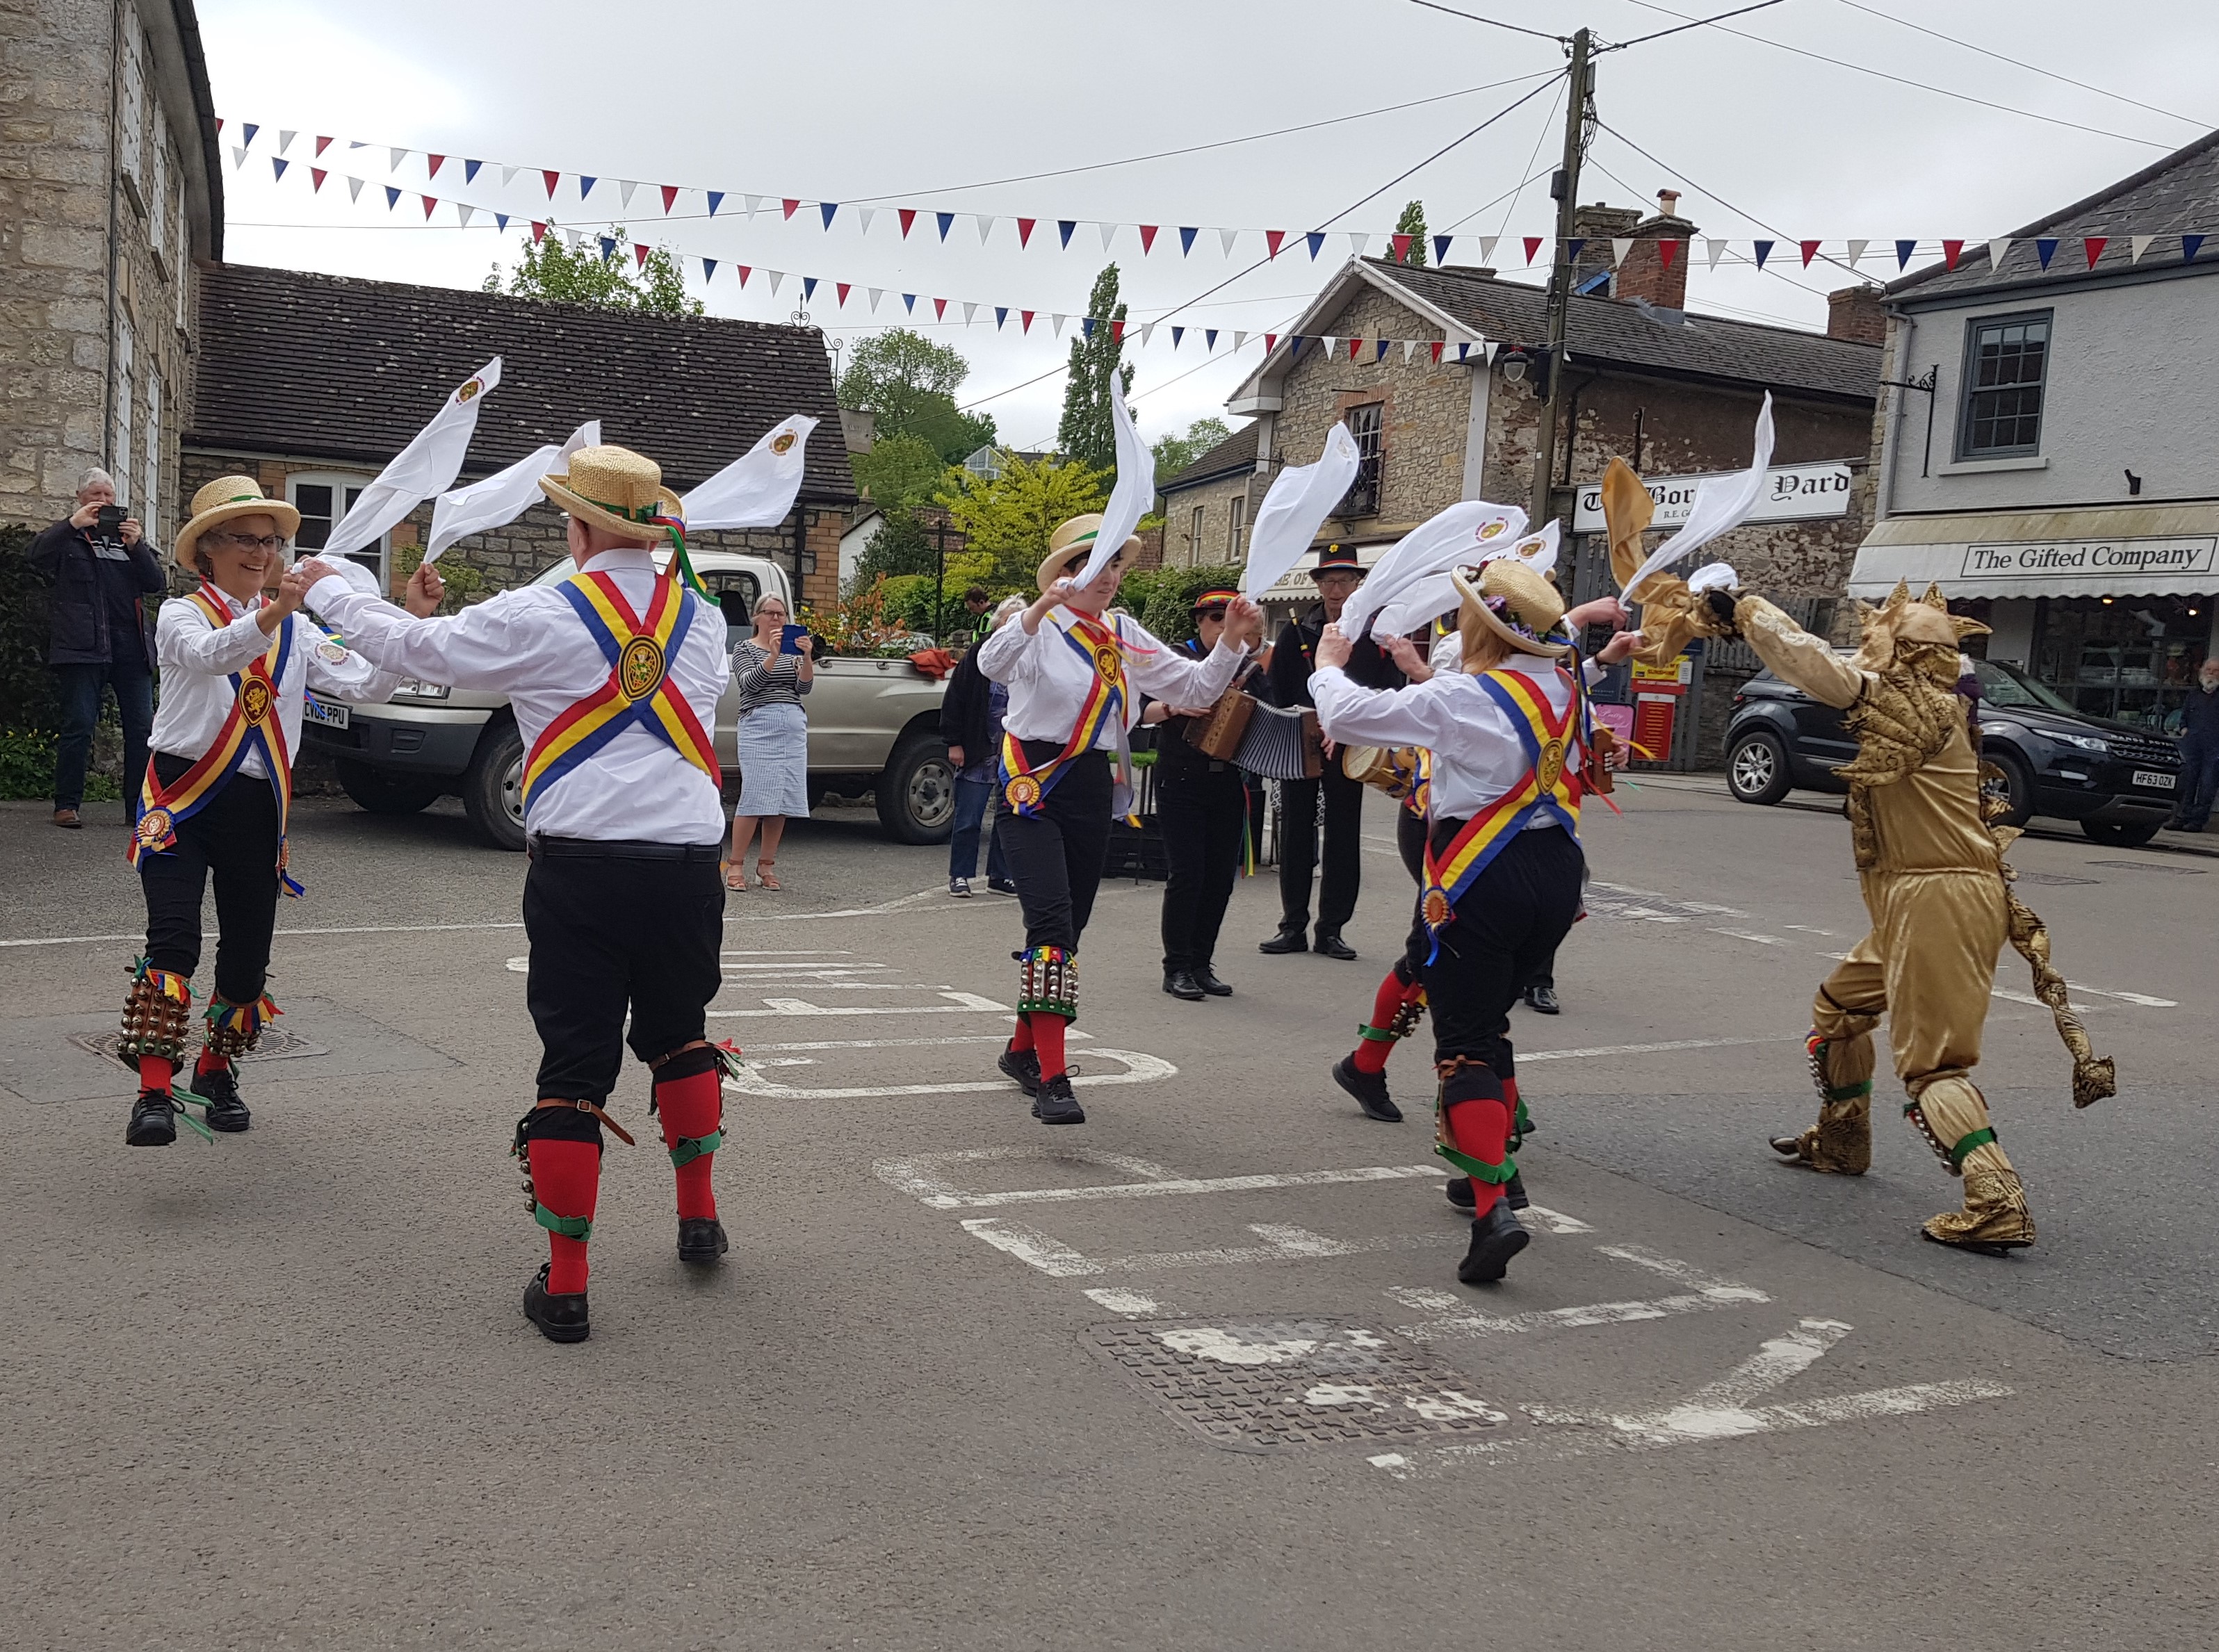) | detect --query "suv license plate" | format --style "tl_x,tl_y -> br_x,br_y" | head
2132,769 -> 2174,790
302,696 -> 349,730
